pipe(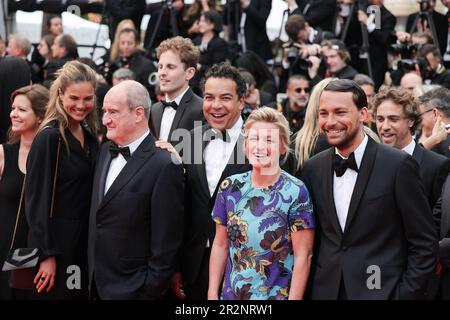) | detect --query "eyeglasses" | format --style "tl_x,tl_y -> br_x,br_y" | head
420,109 -> 433,116
294,87 -> 310,94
